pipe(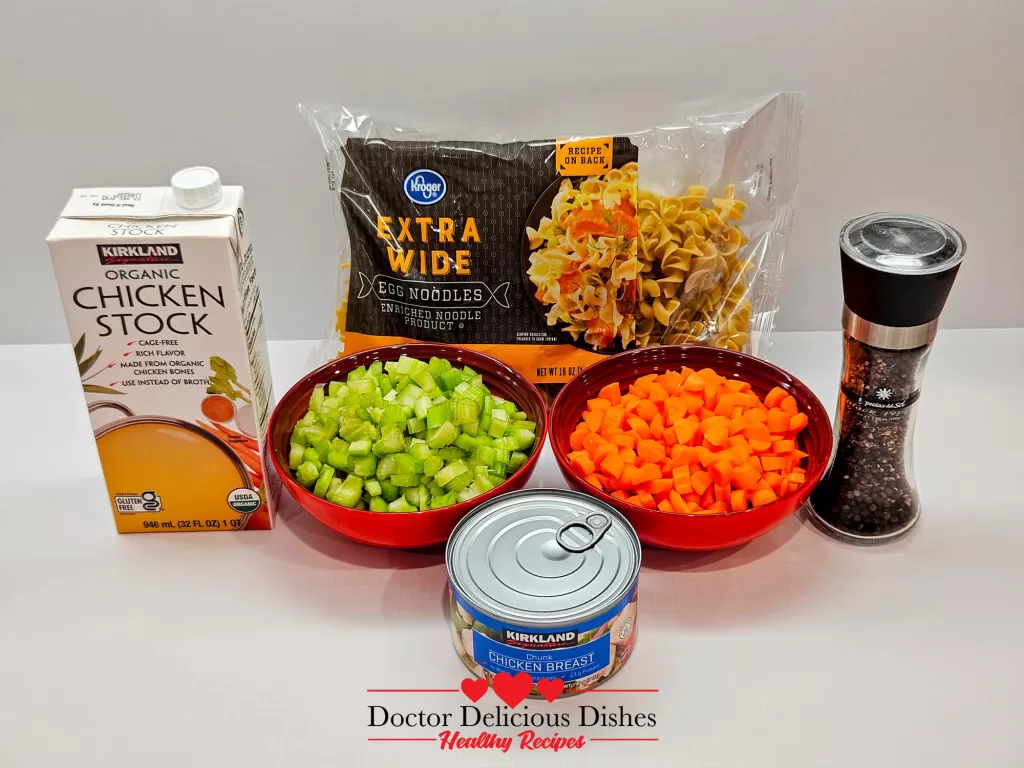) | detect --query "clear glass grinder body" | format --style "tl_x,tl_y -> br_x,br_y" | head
809,213 -> 965,544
